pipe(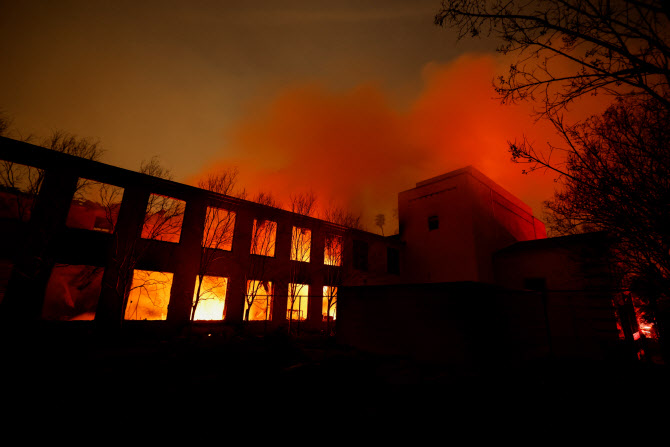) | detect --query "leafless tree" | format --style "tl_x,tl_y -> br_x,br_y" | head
375,213 -> 386,236
321,206 -> 365,335
435,0 -> 670,116
1,130 -> 103,221
287,192 -> 317,333
191,168 -> 245,321
106,158 -> 185,322
436,0 -> 670,355
244,192 -> 280,324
